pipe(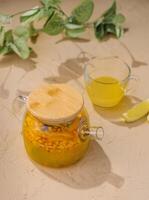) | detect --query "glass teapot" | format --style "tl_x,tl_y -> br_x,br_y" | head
19,83 -> 104,168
